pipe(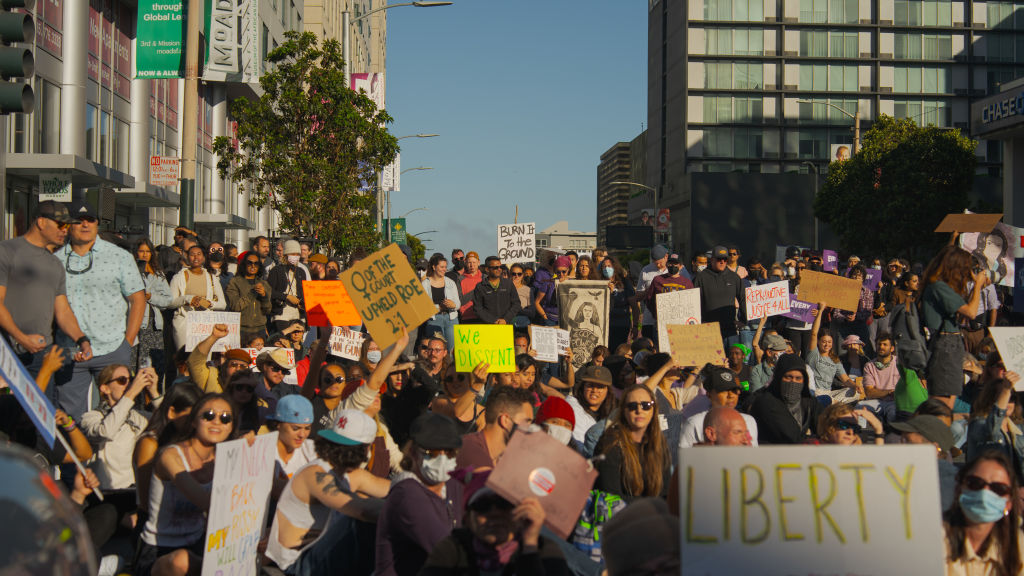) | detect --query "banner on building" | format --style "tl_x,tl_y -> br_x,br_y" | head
135,1 -> 185,79
39,173 -> 72,202
203,0 -> 260,84
351,72 -> 385,111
